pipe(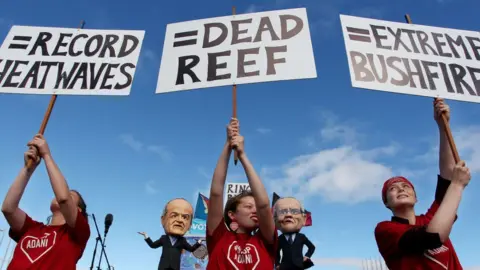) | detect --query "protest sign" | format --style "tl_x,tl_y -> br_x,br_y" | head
225,182 -> 251,201
0,25 -> 145,95
156,8 -> 317,93
340,14 -> 480,103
